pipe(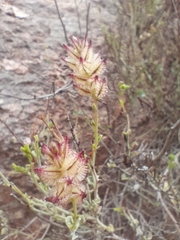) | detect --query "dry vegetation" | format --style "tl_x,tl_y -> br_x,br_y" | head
97,0 -> 180,239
